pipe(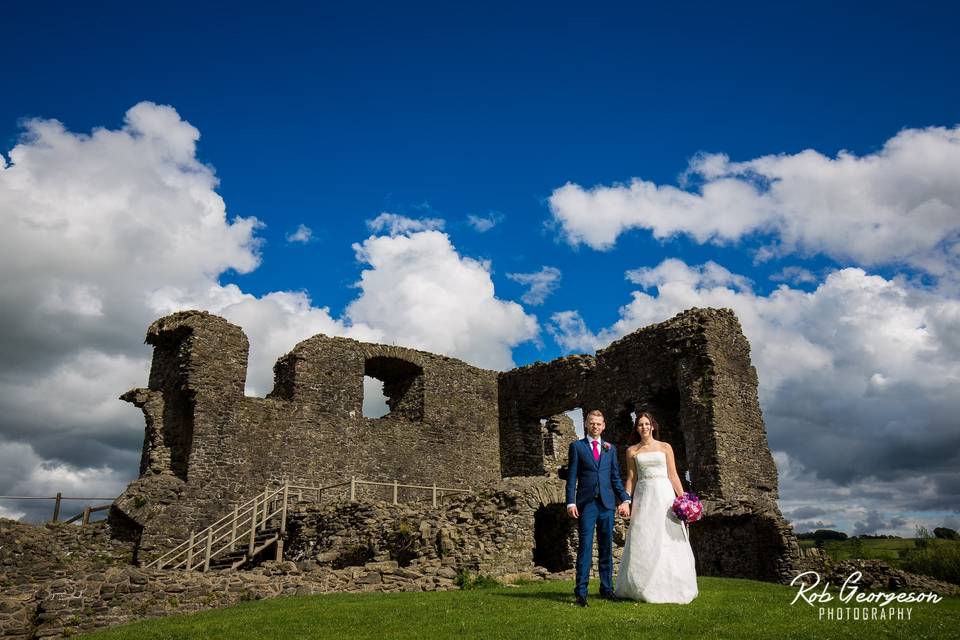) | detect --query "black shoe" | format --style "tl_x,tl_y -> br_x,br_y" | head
575,595 -> 588,607
599,591 -> 619,601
